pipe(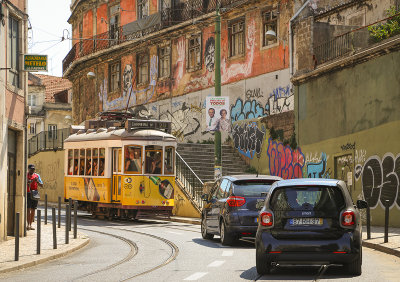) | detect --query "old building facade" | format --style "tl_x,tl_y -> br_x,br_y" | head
0,0 -> 29,240
63,0 -> 298,143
